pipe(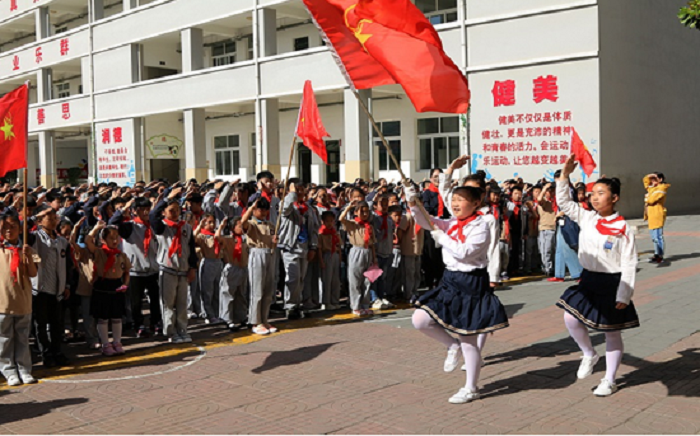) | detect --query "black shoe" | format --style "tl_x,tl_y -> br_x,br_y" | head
648,255 -> 660,263
409,295 -> 419,305
286,309 -> 302,320
54,354 -> 71,367
42,357 -> 57,368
